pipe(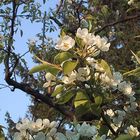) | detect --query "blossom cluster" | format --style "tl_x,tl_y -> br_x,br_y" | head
41,27 -> 140,139
13,118 -> 140,140
14,118 -> 58,140
13,119 -> 111,140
